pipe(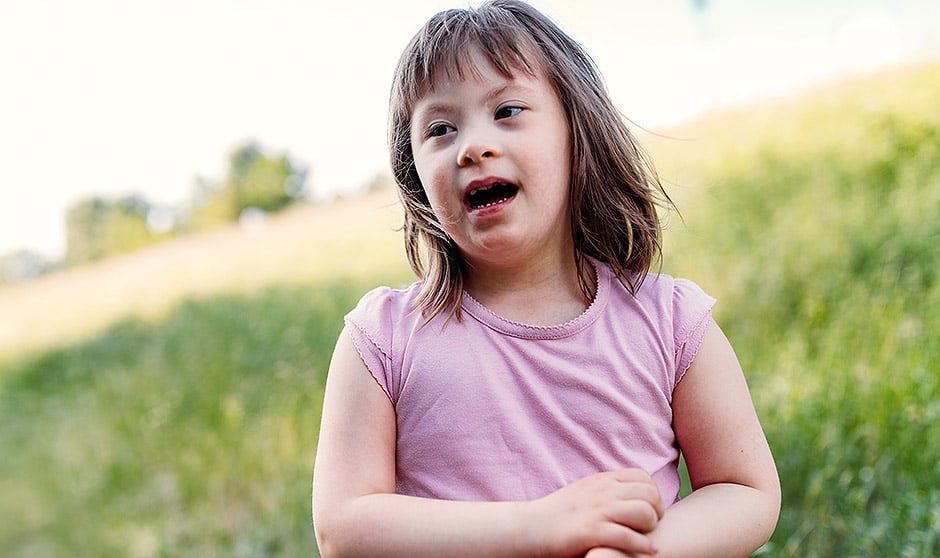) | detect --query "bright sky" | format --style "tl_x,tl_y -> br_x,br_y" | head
2,0 -> 938,259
